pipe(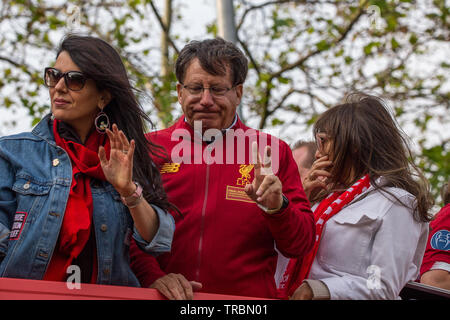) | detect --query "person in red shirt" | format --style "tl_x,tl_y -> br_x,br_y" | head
420,180 -> 450,290
130,38 -> 315,299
